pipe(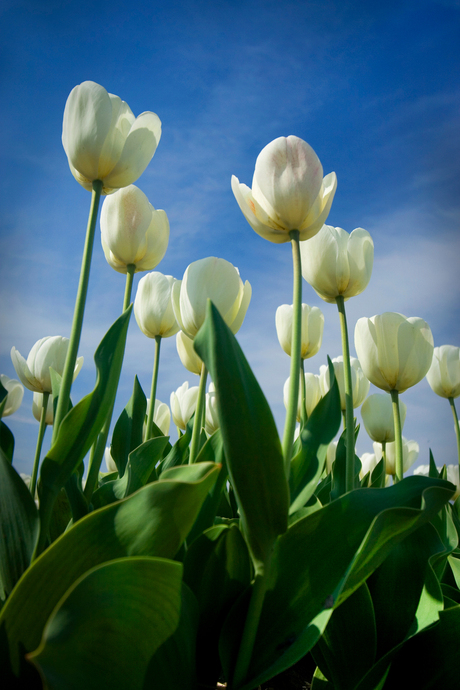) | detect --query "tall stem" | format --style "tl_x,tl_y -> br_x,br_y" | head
282,230 -> 302,474
123,264 -> 136,312
30,392 -> 50,497
53,180 -> 103,441
391,389 -> 403,481
336,295 -> 355,492
449,397 -> 460,474
189,362 -> 208,464
145,336 -> 162,441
